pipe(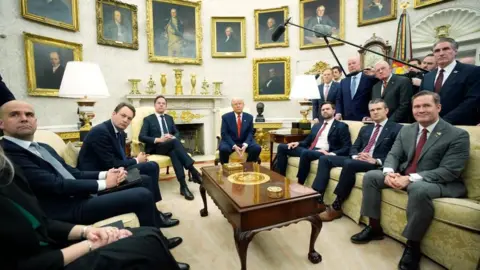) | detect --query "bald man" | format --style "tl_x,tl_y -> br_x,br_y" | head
219,98 -> 261,164
371,61 -> 413,123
